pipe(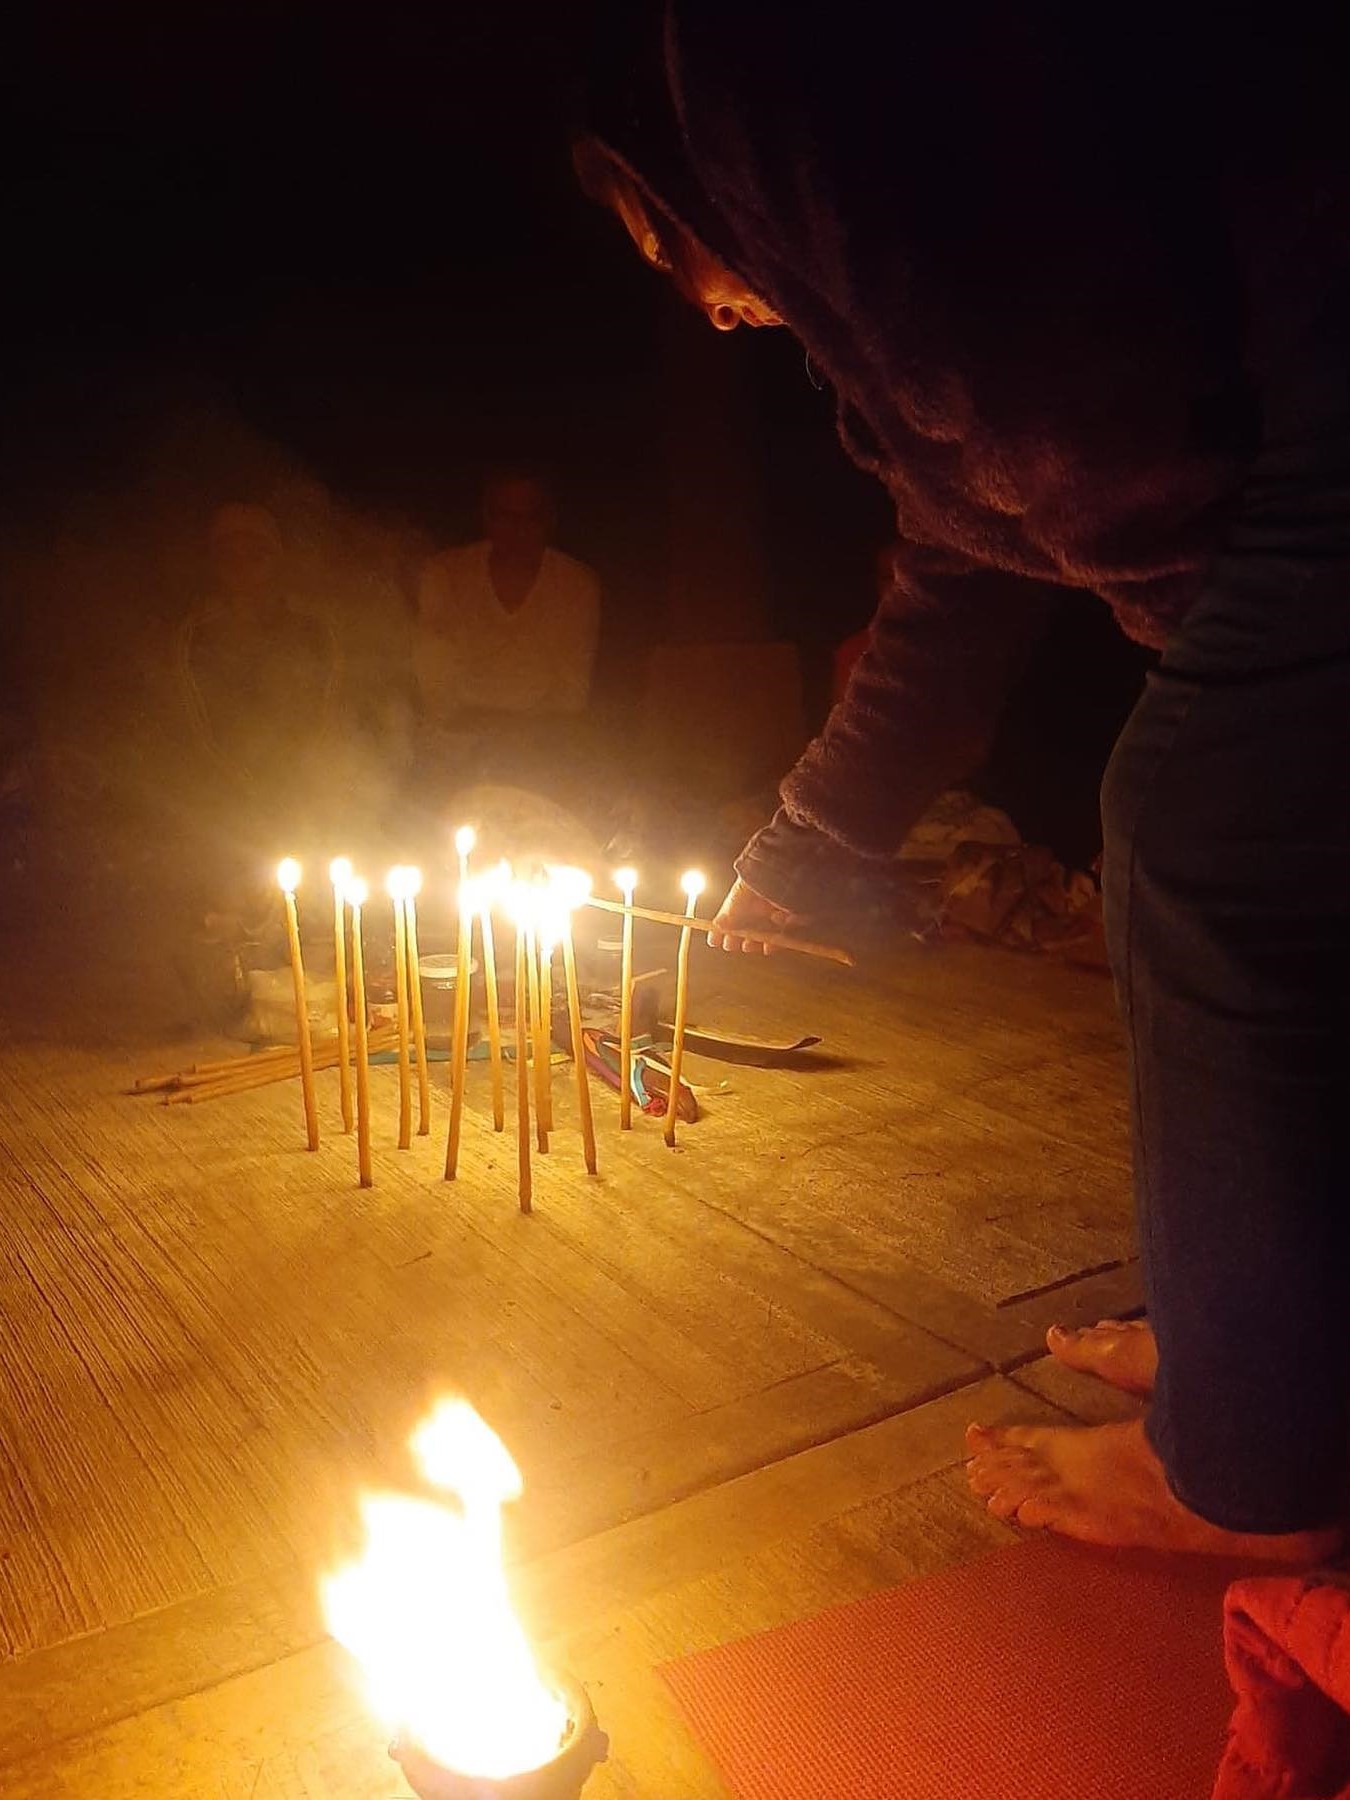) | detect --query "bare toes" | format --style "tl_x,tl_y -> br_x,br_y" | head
985,1484 -> 1026,1522
967,1453 -> 1017,1497
1011,1490 -> 1063,1530
967,1445 -> 1048,1498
